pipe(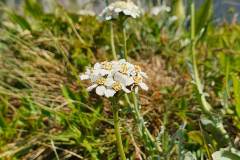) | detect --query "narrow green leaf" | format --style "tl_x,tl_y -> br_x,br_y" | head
7,12 -> 31,30
24,0 -> 44,19
188,131 -> 204,145
195,0 -> 213,35
232,75 -> 240,118
0,113 -> 6,128
61,85 -> 75,109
